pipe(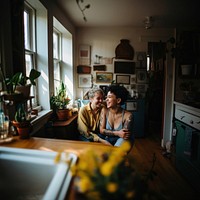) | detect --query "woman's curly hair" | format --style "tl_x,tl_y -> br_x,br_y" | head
107,84 -> 129,105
